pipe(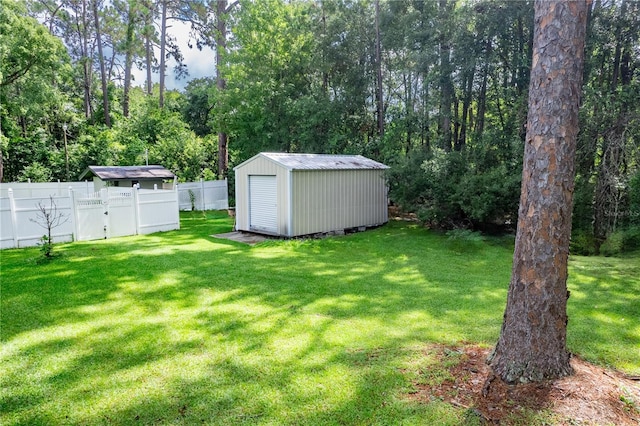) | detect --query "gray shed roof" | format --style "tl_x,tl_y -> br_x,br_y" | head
79,165 -> 176,181
236,153 -> 389,171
